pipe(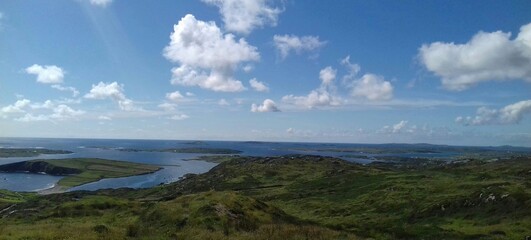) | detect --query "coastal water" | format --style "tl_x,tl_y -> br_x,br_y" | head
0,173 -> 63,192
1,137 -> 526,192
